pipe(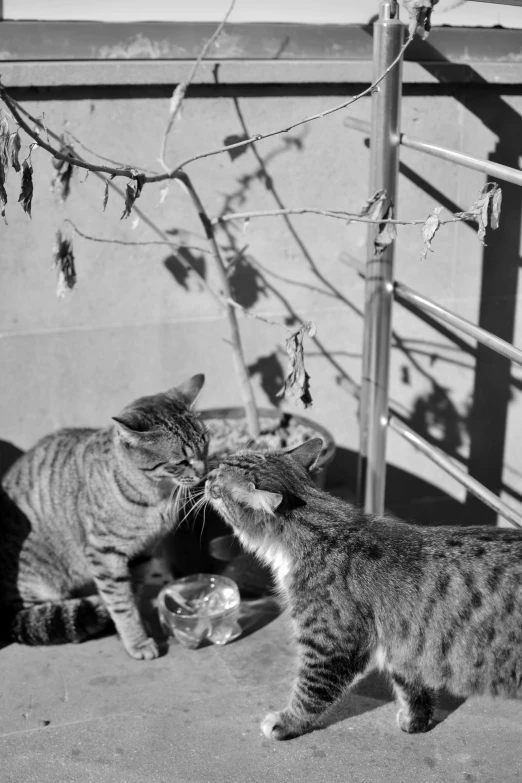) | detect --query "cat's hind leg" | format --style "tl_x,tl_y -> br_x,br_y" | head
11,595 -> 113,645
390,672 -> 434,733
